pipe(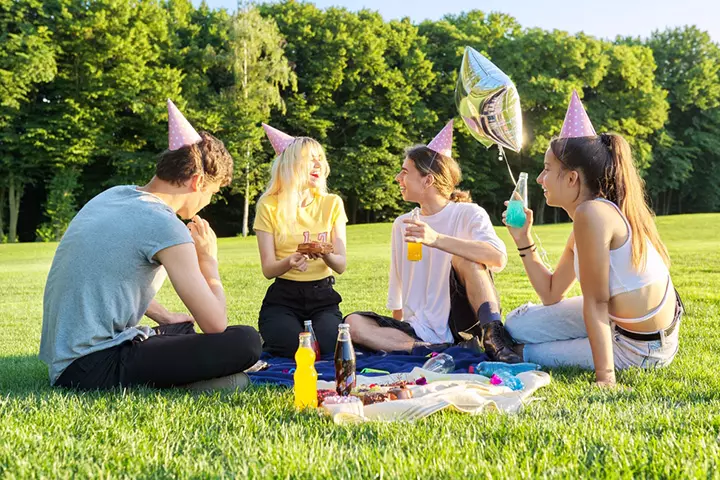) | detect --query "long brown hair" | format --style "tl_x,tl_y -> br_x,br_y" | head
404,145 -> 471,203
550,133 -> 670,269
